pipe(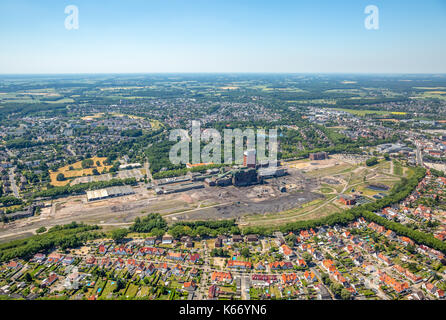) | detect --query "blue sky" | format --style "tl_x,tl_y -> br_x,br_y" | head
0,0 -> 445,73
